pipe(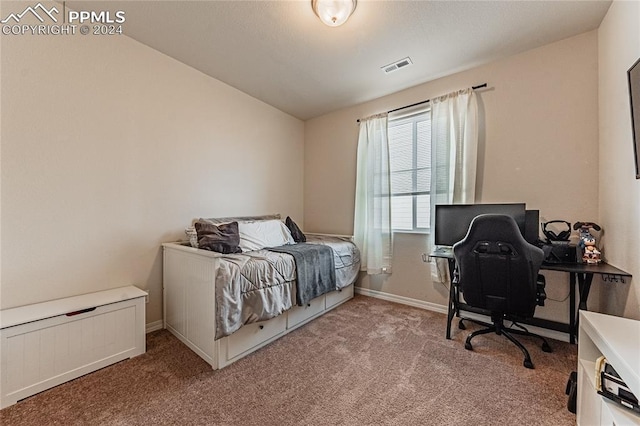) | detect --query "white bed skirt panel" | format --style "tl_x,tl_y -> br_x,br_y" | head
162,242 -> 354,370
